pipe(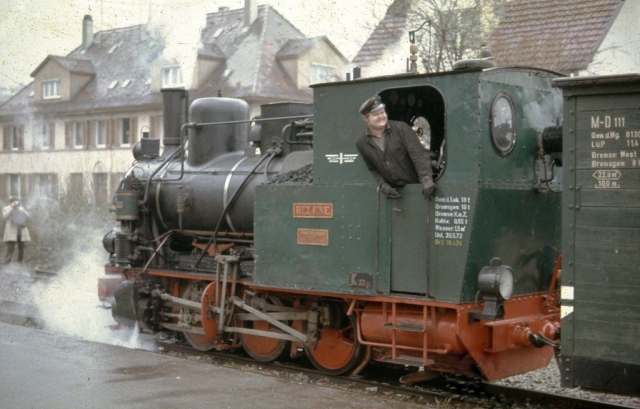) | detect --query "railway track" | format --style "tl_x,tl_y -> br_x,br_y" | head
0,298 -> 43,328
0,268 -> 56,327
156,339 -> 637,409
